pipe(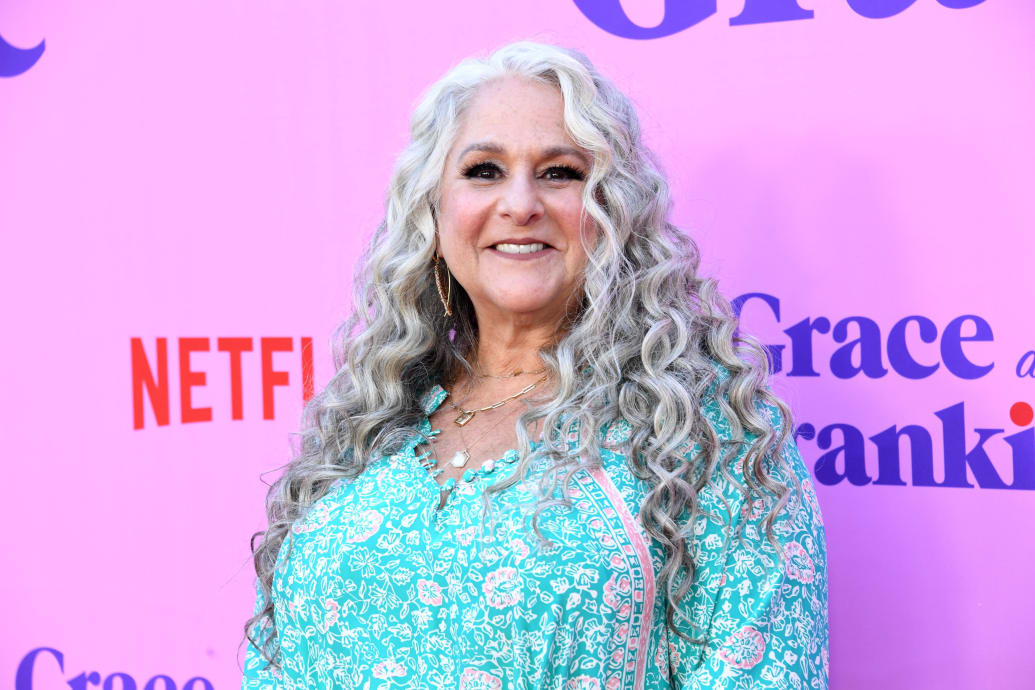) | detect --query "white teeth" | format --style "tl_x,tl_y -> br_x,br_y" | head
494,243 -> 546,254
